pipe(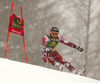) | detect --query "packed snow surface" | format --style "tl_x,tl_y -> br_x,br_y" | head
0,58 -> 100,83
